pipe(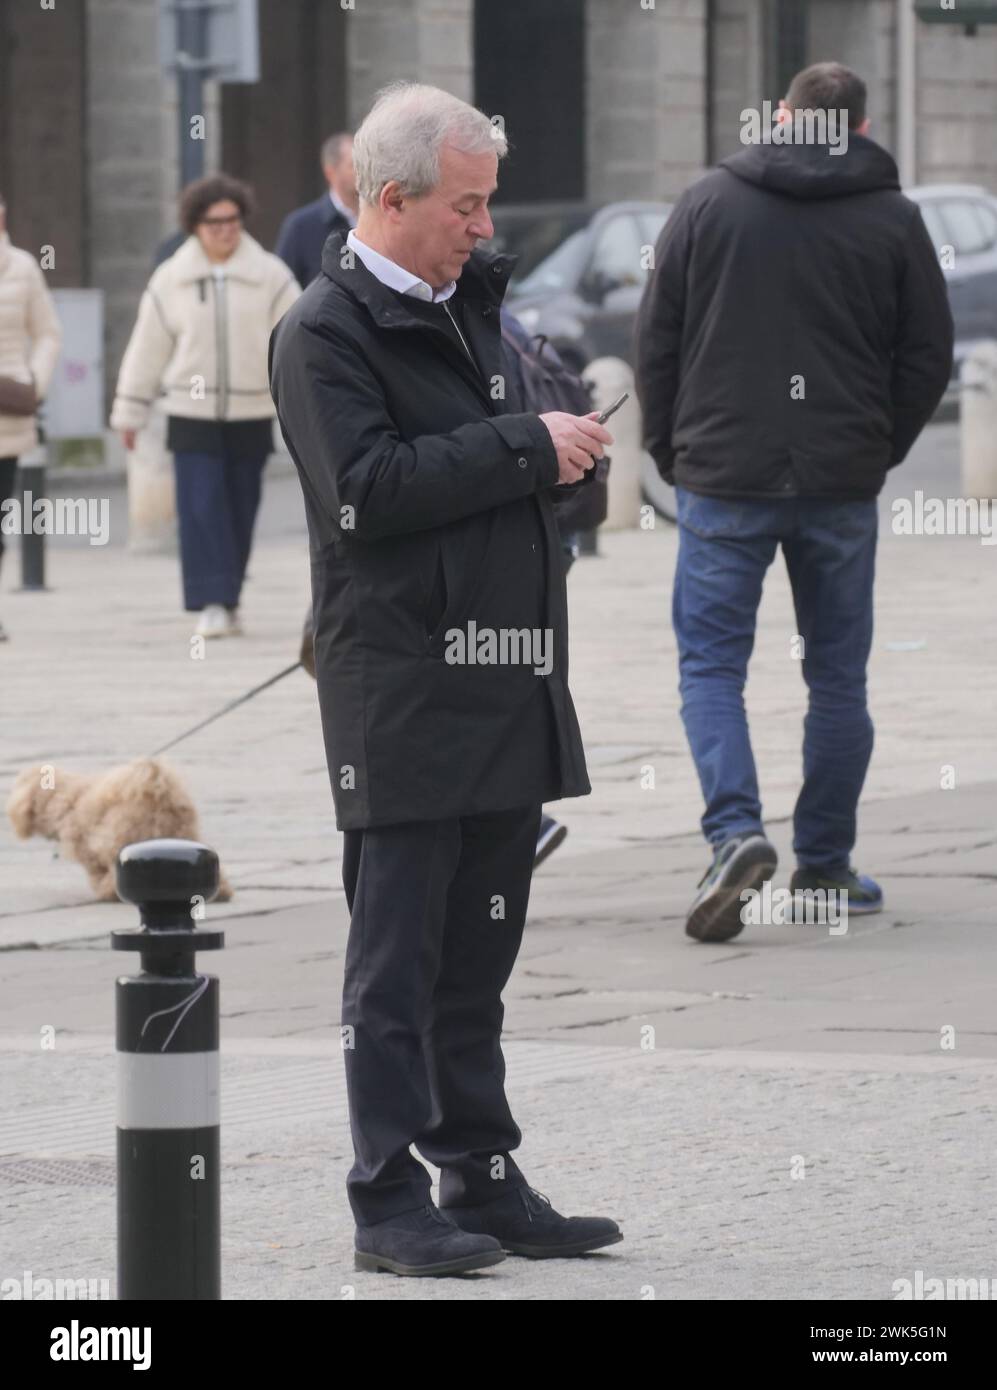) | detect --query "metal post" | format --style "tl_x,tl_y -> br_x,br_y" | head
896,0 -> 917,188
177,1 -> 209,187
112,838 -> 225,1300
18,458 -> 47,591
